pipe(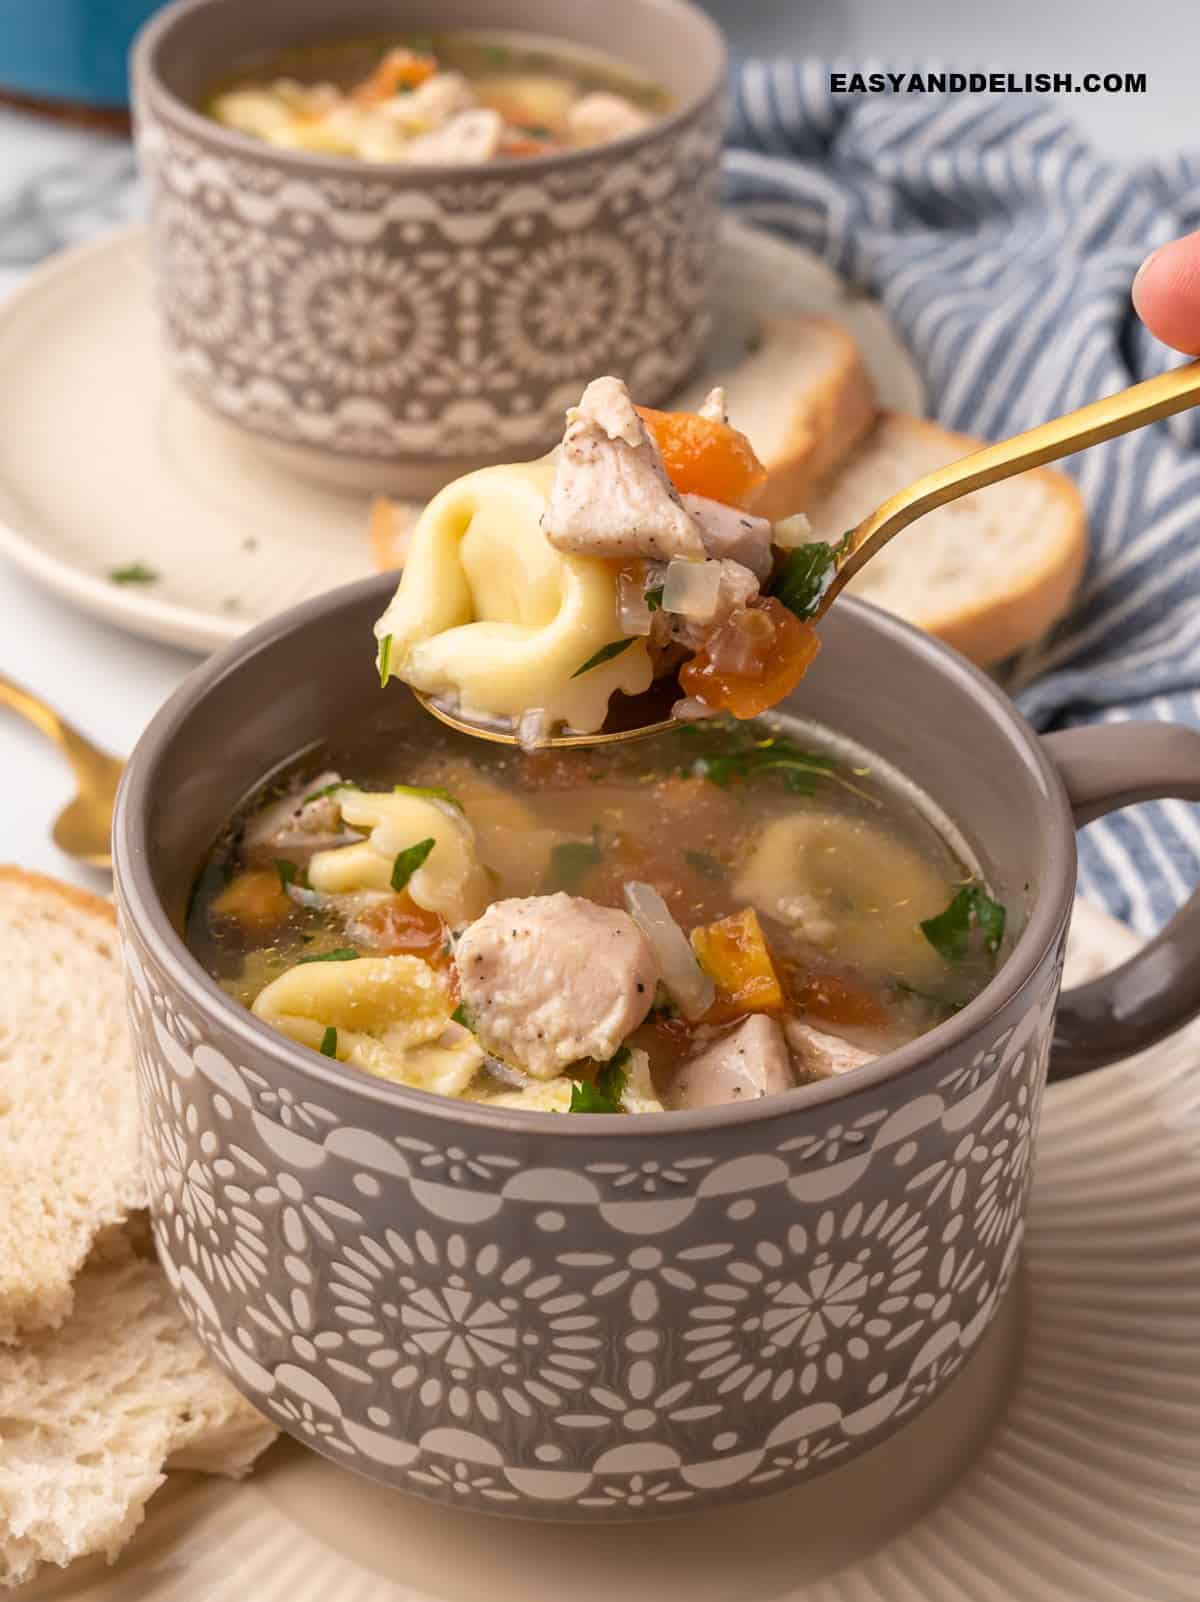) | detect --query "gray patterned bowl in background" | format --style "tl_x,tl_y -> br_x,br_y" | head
112,578 -> 1200,1520
131,0 -> 727,497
